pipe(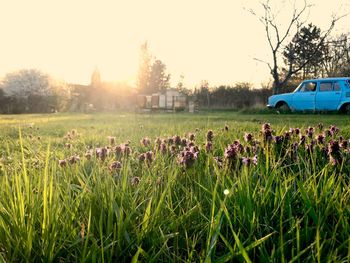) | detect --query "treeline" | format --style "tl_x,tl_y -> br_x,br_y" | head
0,71 -> 271,113
0,69 -> 135,114
193,82 -> 271,109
